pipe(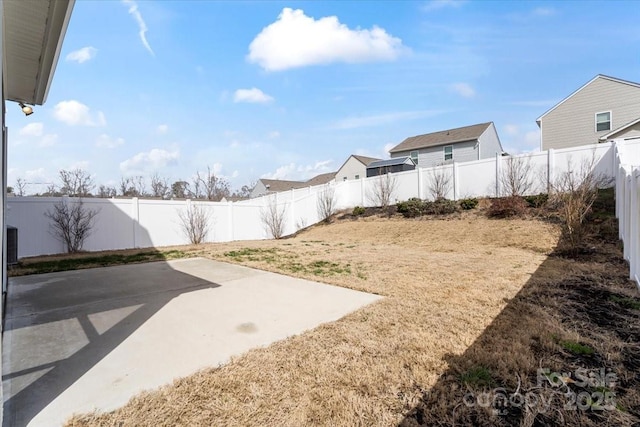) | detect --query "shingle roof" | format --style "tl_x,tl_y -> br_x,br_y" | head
305,171 -> 336,186
389,122 -> 493,153
367,157 -> 414,168
352,154 -> 381,166
259,171 -> 337,193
